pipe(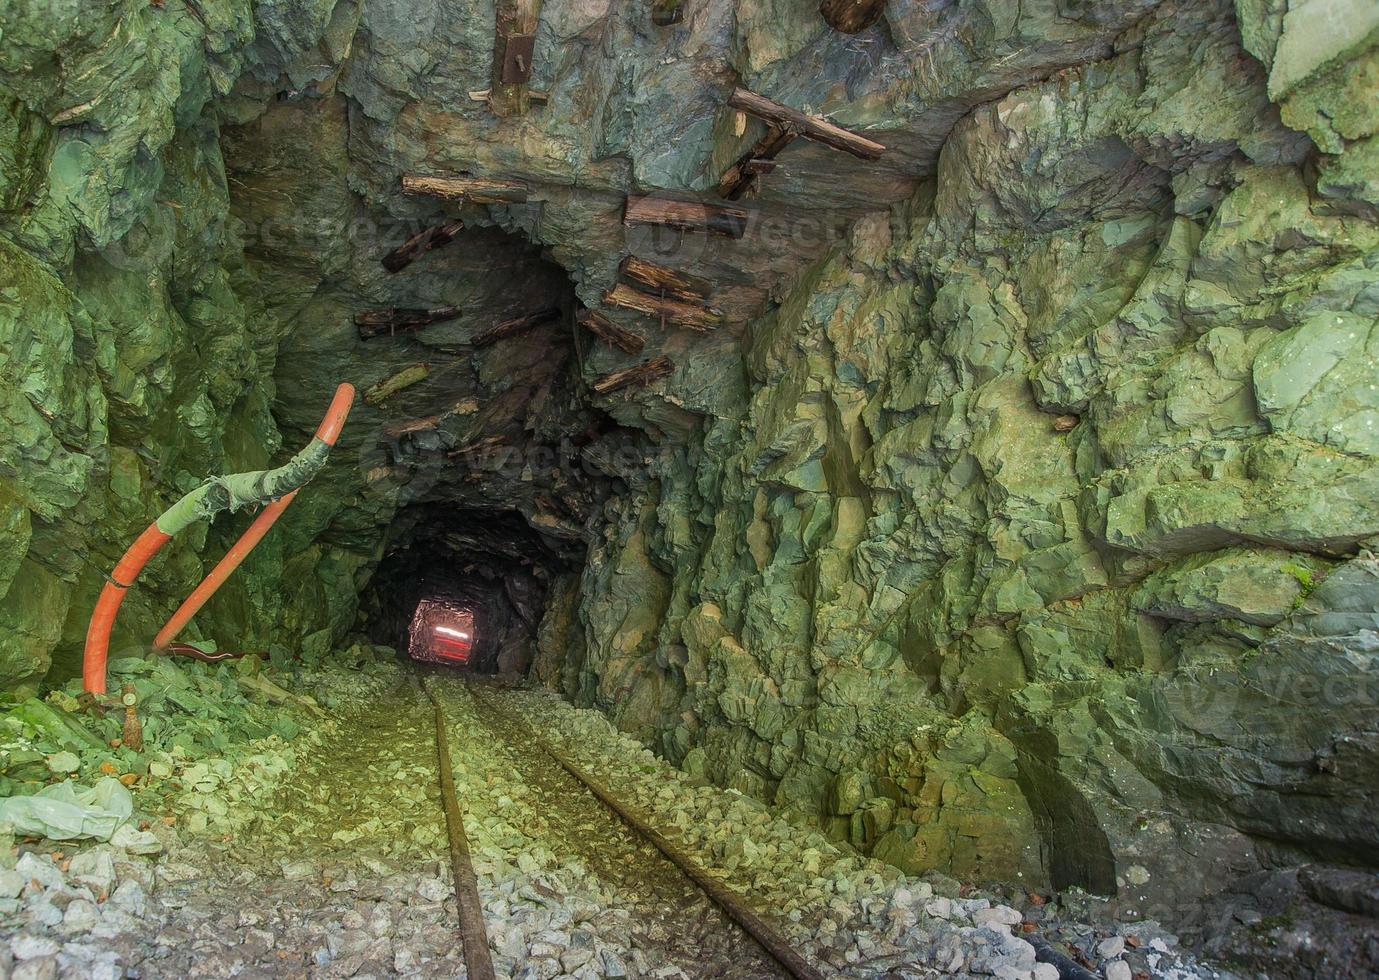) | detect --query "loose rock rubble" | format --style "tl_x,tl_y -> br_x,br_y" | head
487,684 -> 1239,980
1,667 -> 1242,978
